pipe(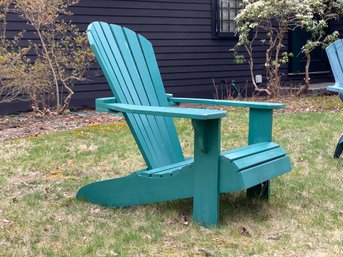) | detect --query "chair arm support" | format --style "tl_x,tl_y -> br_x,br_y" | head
248,108 -> 273,144
167,96 -> 277,143
168,97 -> 285,109
102,102 -> 227,120
95,97 -> 118,112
